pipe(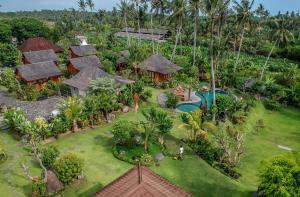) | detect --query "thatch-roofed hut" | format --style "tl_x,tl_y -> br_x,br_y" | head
64,66 -> 134,97
67,55 -> 102,75
69,45 -> 97,58
16,61 -> 62,90
138,54 -> 183,83
22,49 -> 58,65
